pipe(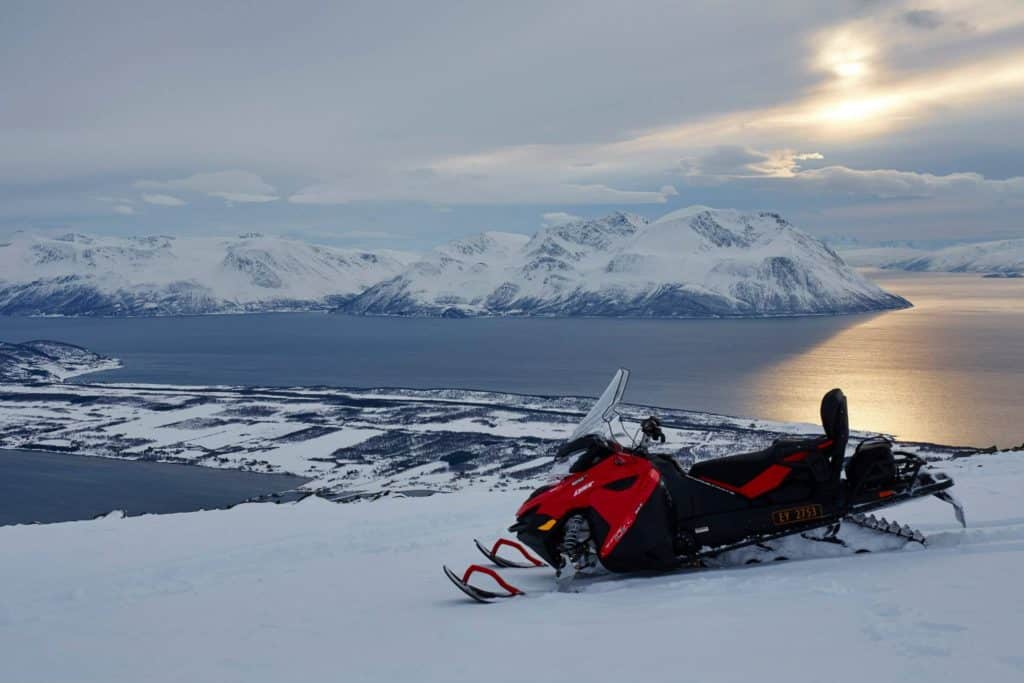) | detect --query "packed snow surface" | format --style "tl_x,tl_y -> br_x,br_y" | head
343,207 -> 909,317
0,451 -> 1021,683
0,232 -> 411,315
